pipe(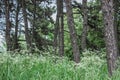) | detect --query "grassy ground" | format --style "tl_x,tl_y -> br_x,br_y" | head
0,51 -> 120,80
